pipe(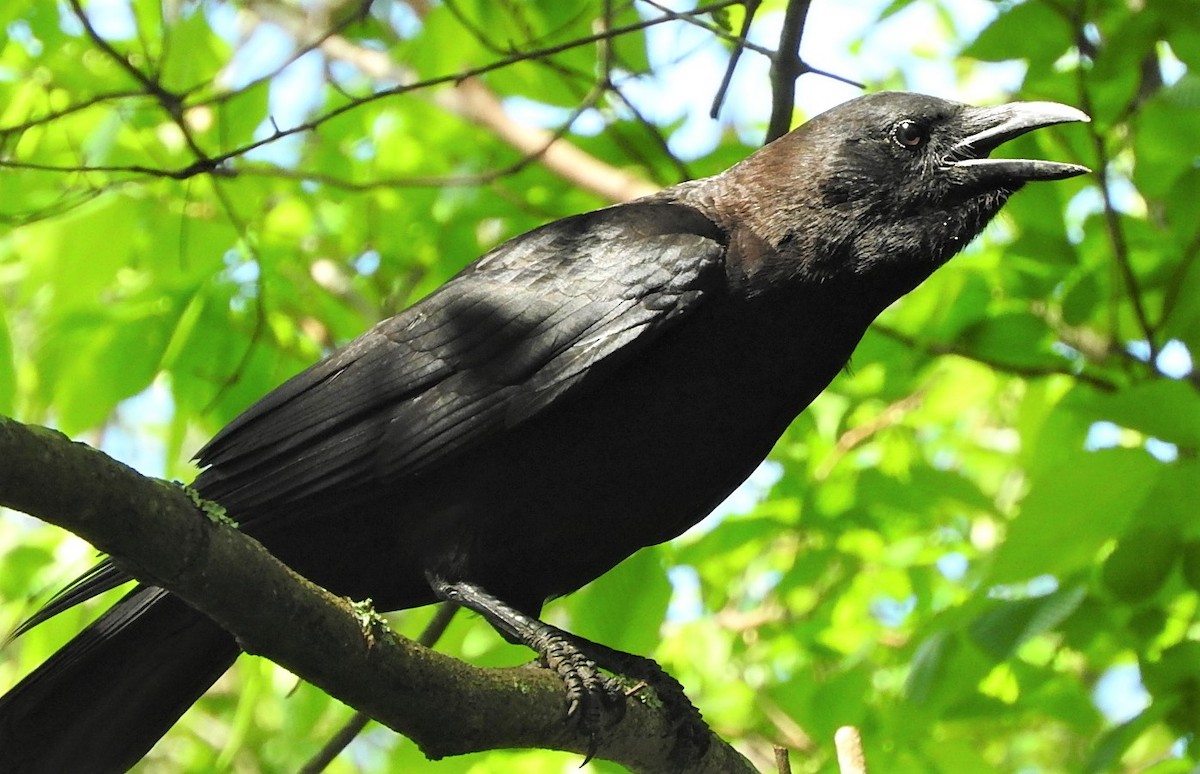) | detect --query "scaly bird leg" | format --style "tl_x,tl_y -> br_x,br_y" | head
427,575 -> 709,762
427,575 -> 624,752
